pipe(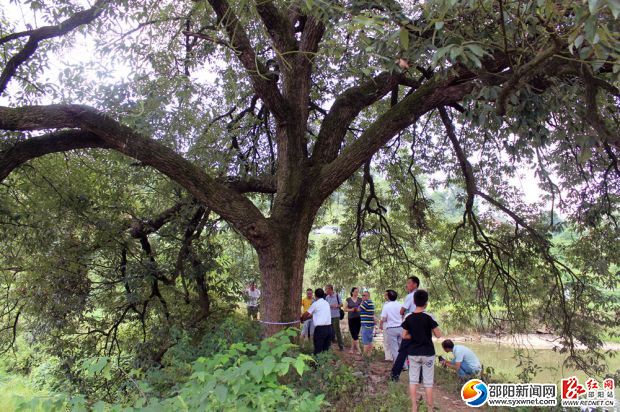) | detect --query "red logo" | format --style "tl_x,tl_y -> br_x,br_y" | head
561,376 -> 586,399
603,378 -> 615,391
585,378 -> 599,390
